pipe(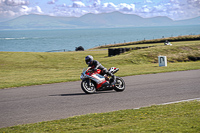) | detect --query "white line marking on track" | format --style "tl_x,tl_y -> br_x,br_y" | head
134,98 -> 200,110
159,98 -> 200,105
